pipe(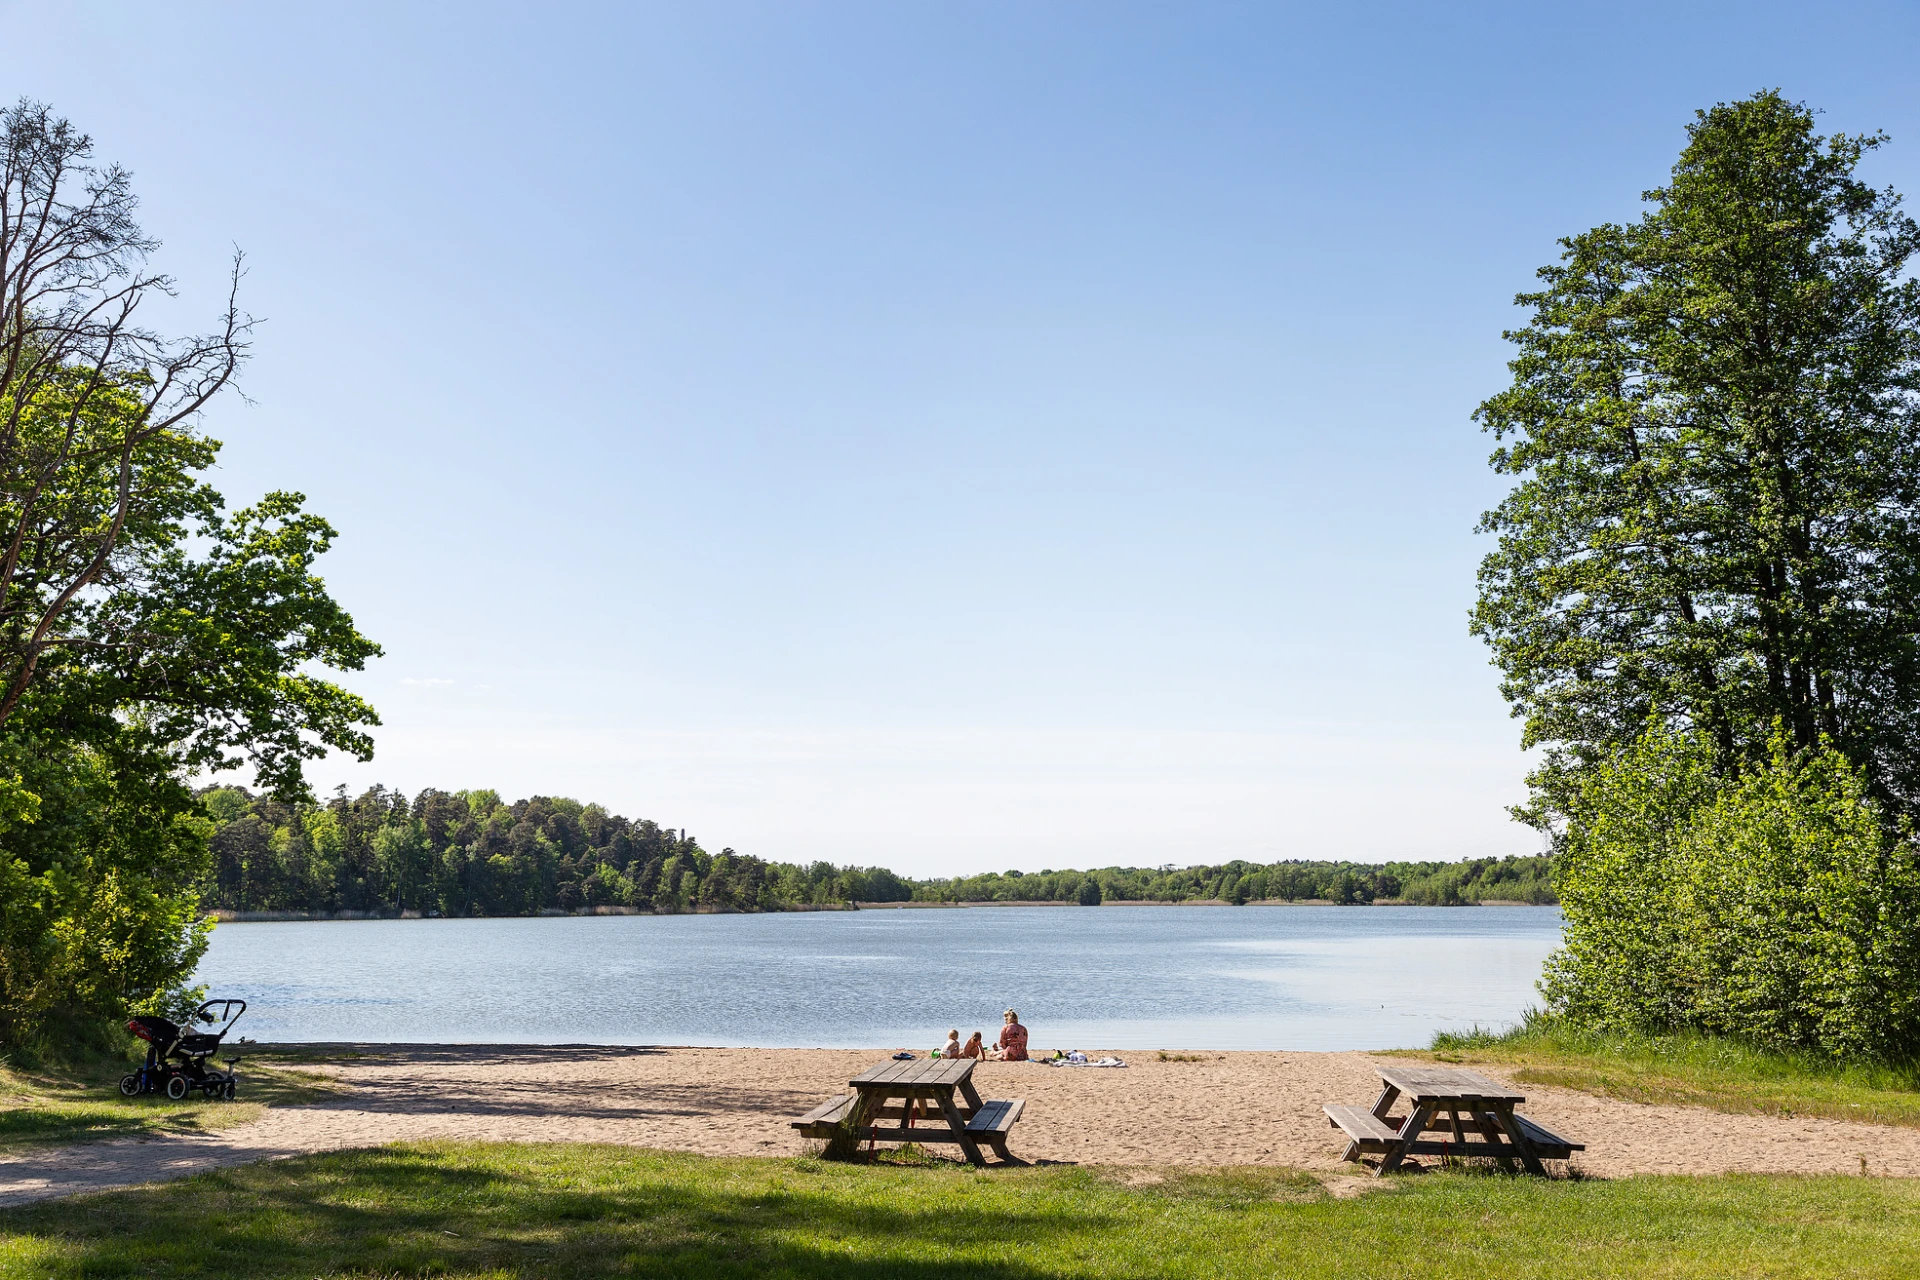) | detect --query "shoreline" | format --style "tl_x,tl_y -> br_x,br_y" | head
8,1044 -> 1919,1207
209,899 -> 1555,923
